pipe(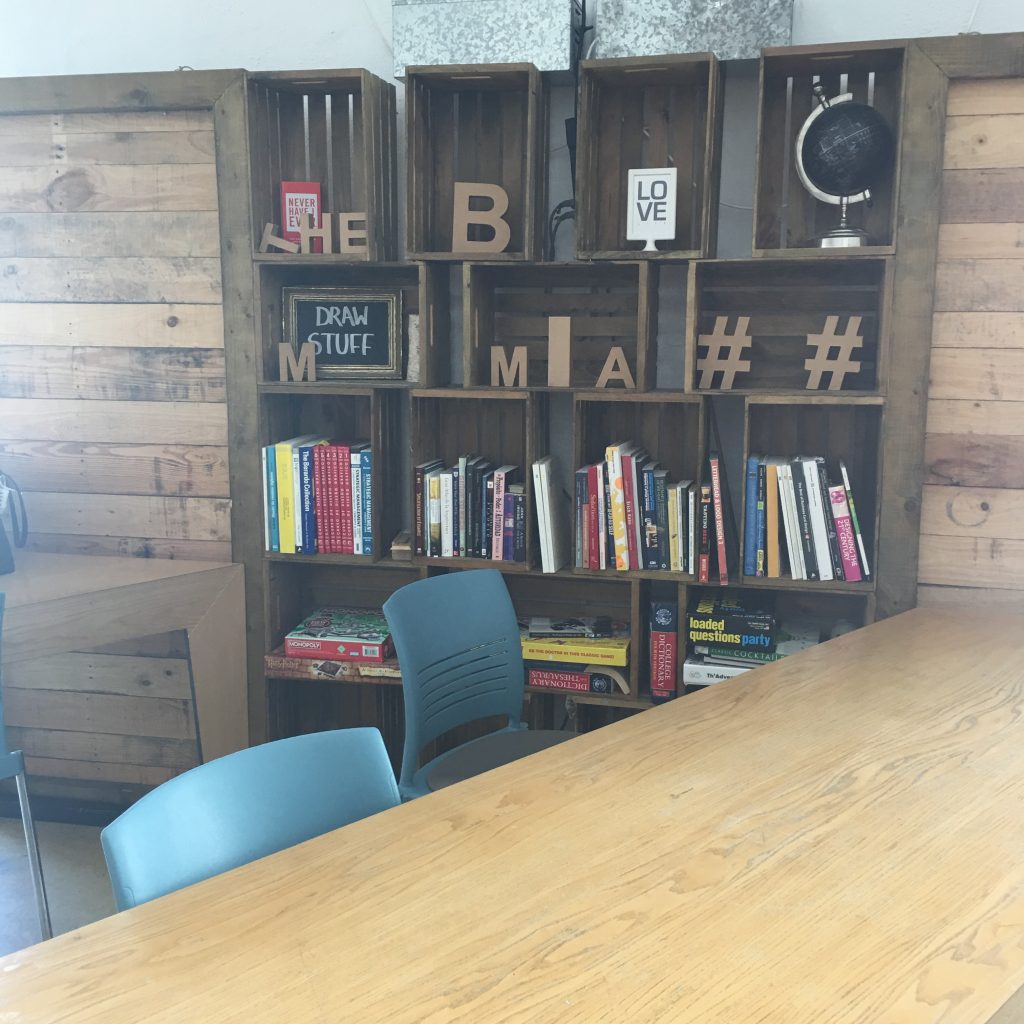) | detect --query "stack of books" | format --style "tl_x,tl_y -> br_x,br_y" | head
262,437 -> 372,556
683,594 -> 820,686
573,442 -> 697,573
521,616 -> 630,696
414,456 -> 525,562
742,456 -> 870,582
282,607 -> 394,662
